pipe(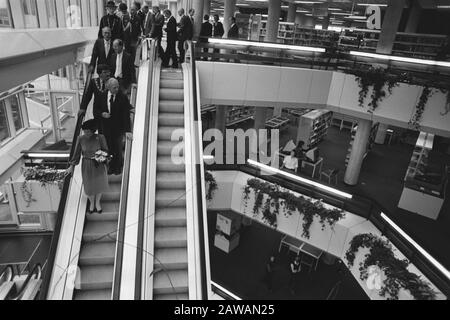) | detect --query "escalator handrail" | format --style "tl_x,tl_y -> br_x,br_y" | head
38,70 -> 92,300
0,265 -> 14,283
134,38 -> 158,299
9,263 -> 42,300
186,40 -> 209,300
